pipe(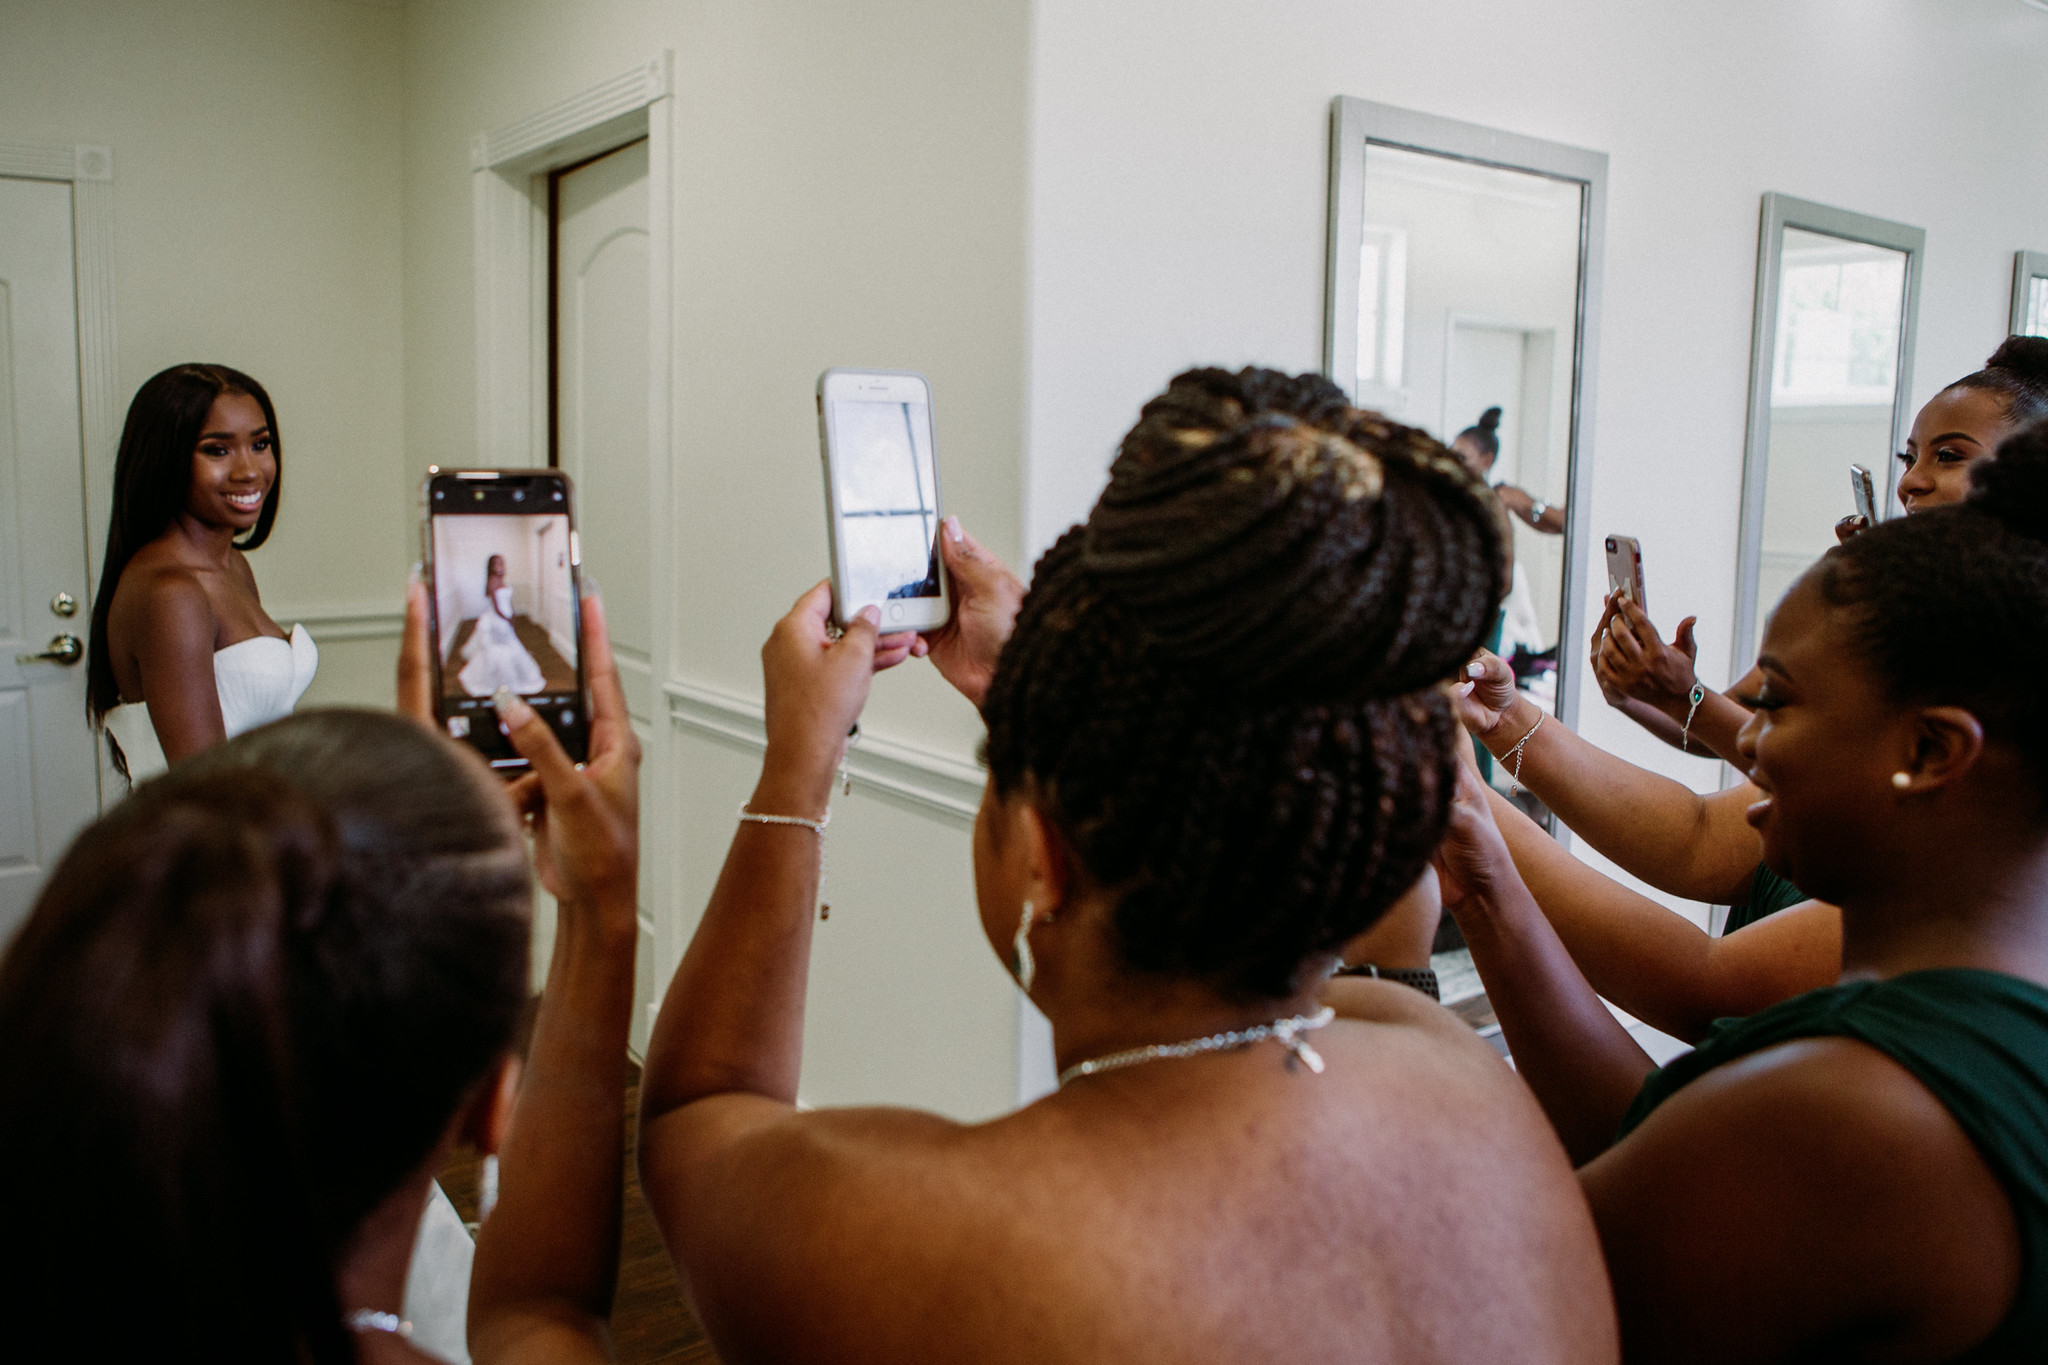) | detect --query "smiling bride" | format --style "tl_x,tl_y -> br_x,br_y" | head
89,364 -> 317,784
